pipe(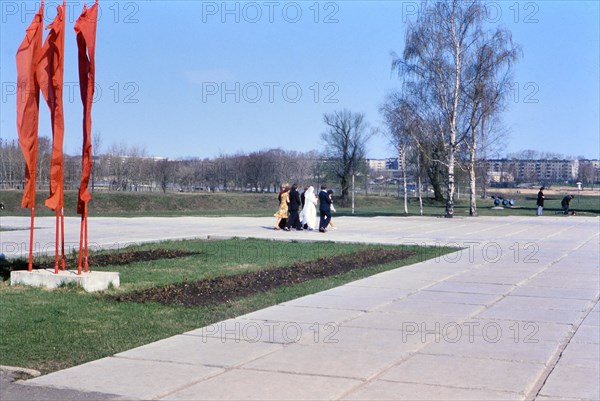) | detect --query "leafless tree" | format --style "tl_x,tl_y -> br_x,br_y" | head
381,94 -> 418,214
321,109 -> 373,206
461,26 -> 520,215
393,0 -> 518,217
0,139 -> 23,189
155,158 -> 173,192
